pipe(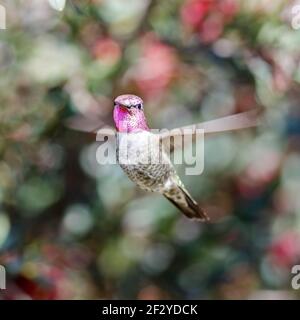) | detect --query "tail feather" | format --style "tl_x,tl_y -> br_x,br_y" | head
164,186 -> 209,222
